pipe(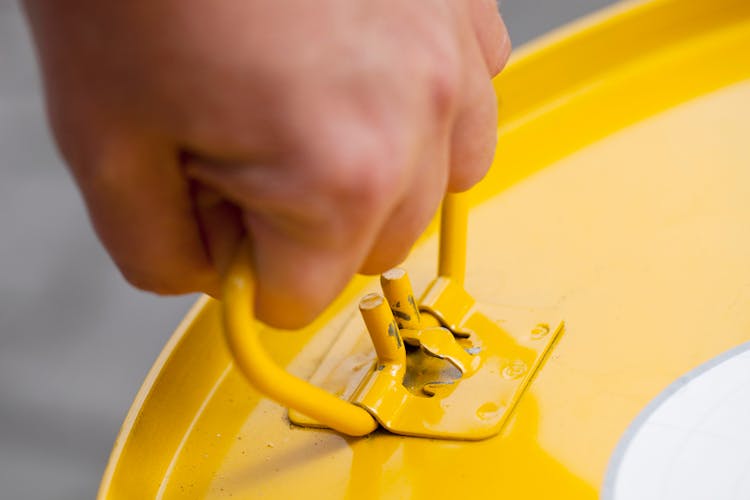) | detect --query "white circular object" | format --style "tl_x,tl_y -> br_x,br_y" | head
605,342 -> 750,500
